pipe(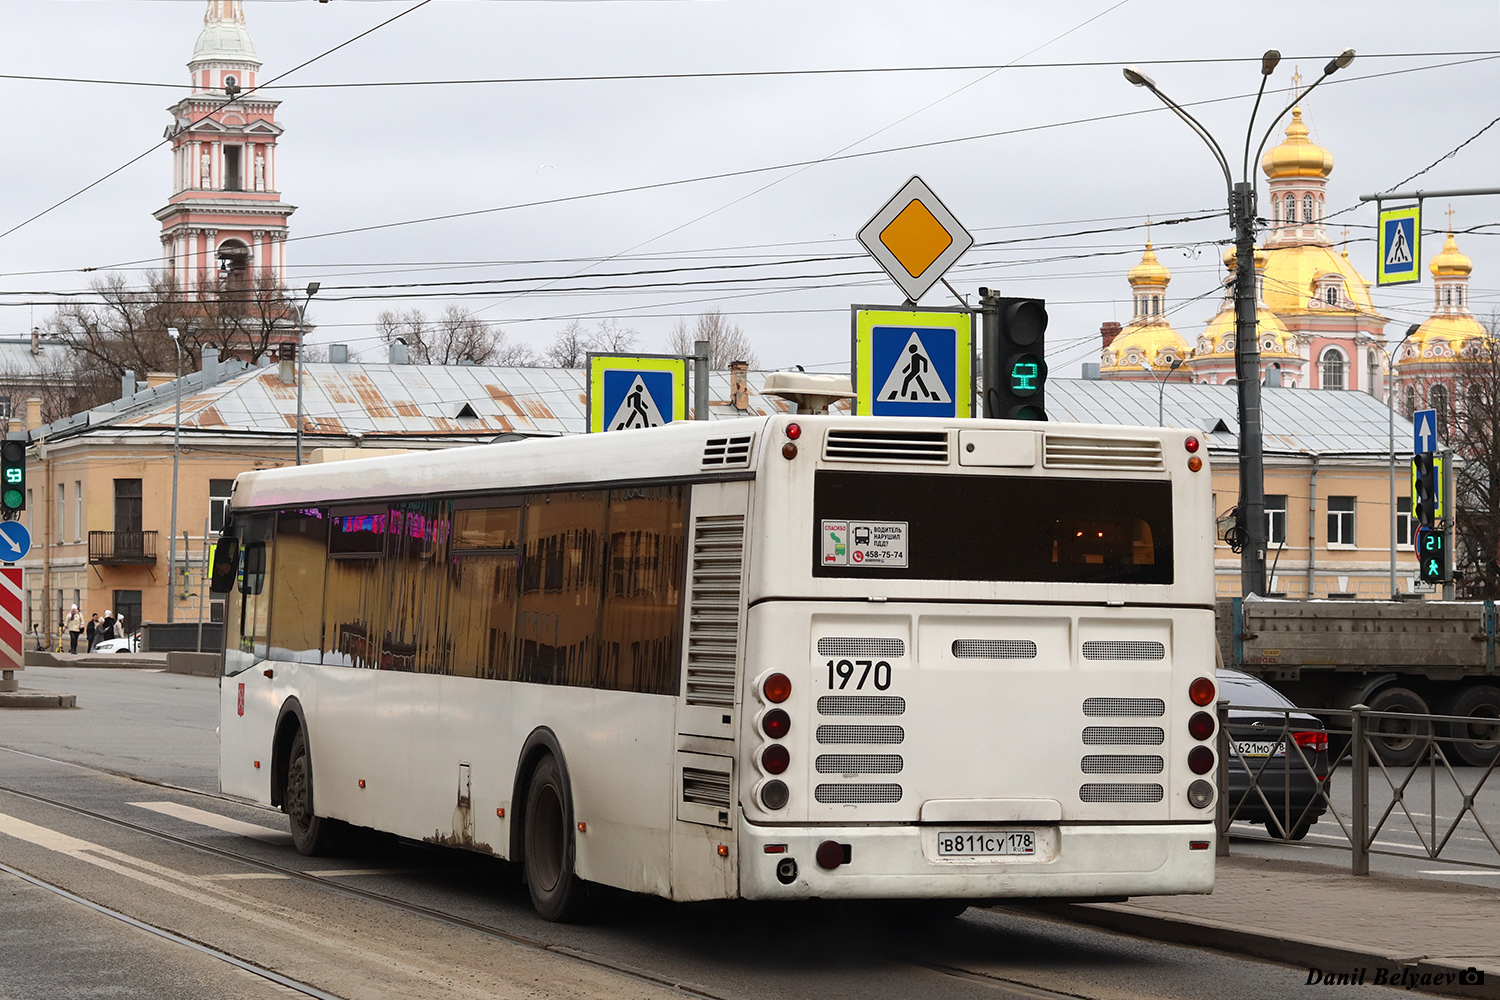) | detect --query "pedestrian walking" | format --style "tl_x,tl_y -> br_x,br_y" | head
65,604 -> 84,654
100,610 -> 116,643
86,613 -> 99,652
